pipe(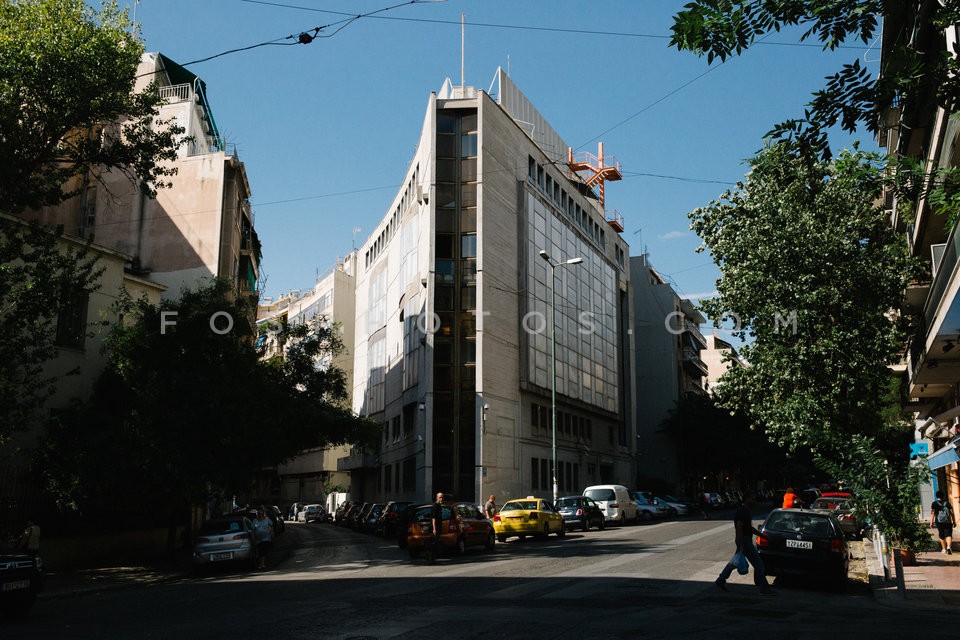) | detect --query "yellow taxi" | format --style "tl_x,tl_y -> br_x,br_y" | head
492,497 -> 565,542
